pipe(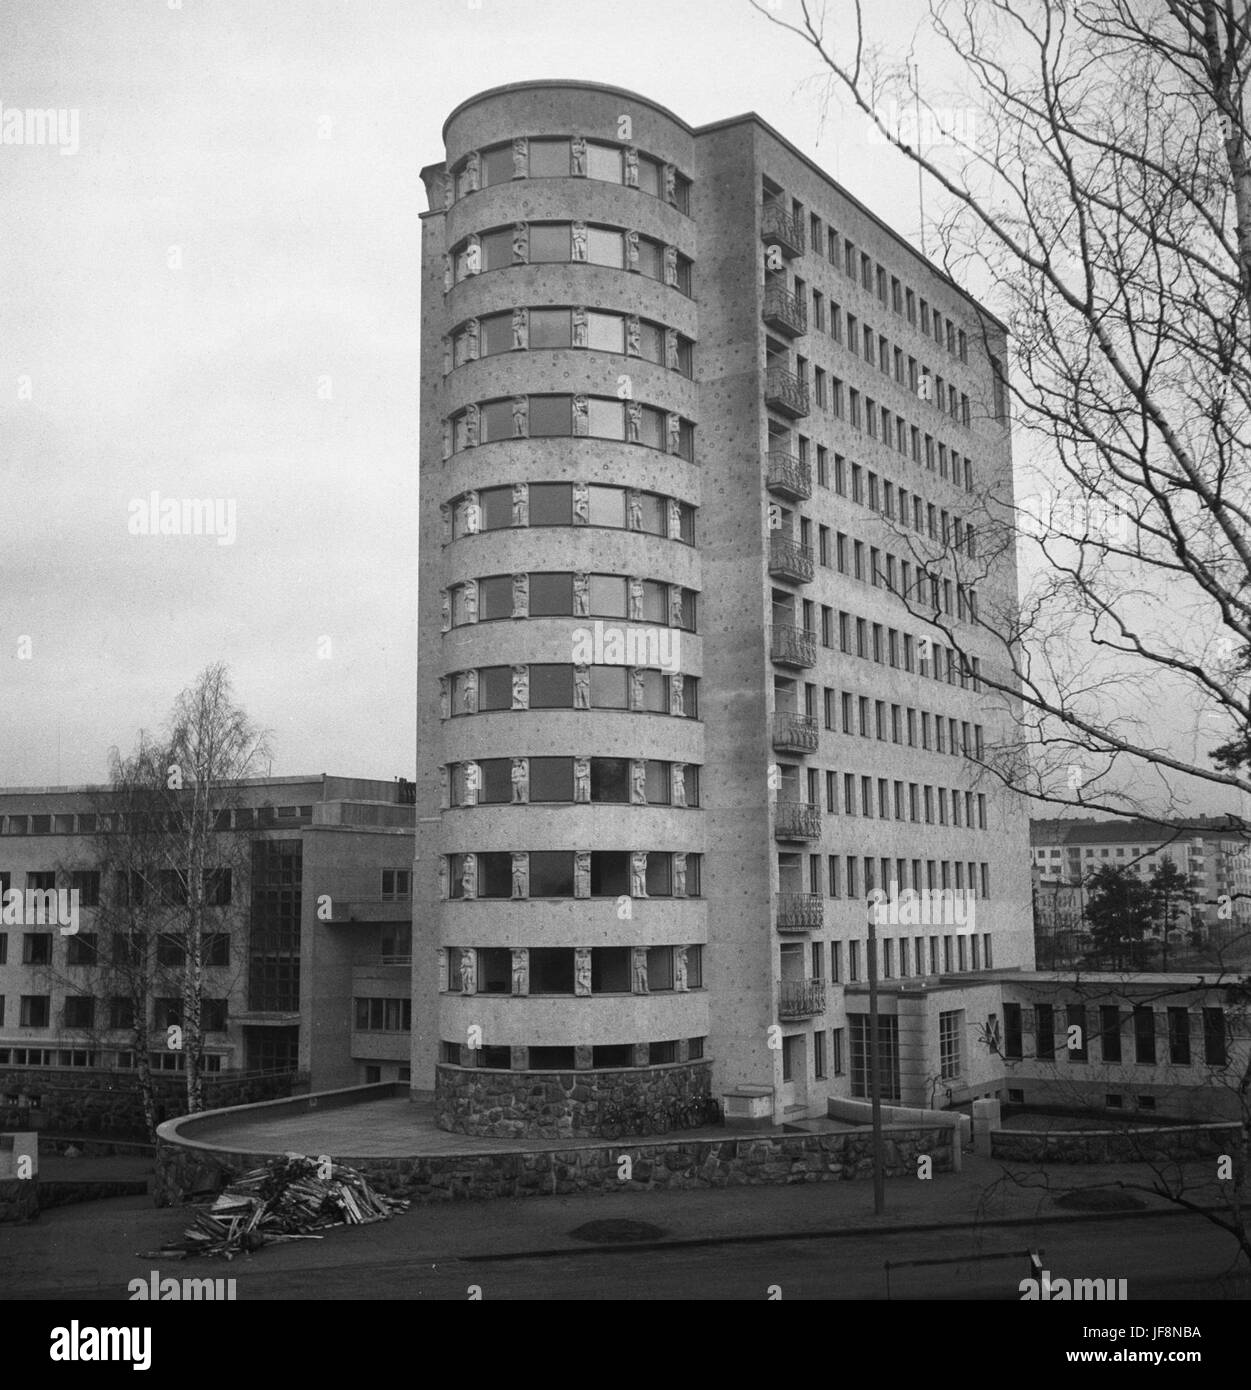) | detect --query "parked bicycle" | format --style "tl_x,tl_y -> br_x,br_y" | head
597,1093 -> 722,1139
